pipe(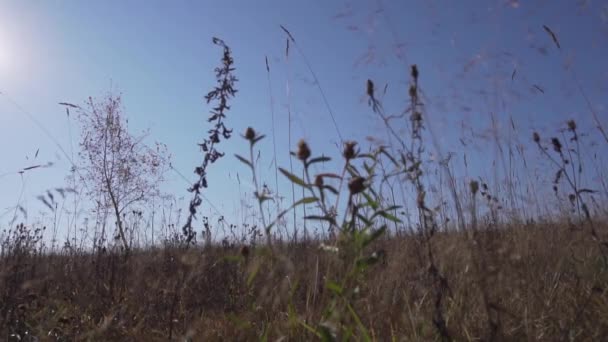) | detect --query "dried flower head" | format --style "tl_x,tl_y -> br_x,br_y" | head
470,180 -> 479,195
551,137 -> 562,153
348,176 -> 366,194
343,141 -> 357,161
533,132 -> 540,143
244,127 -> 256,141
297,139 -> 311,161
314,174 -> 324,188
567,120 -> 576,131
